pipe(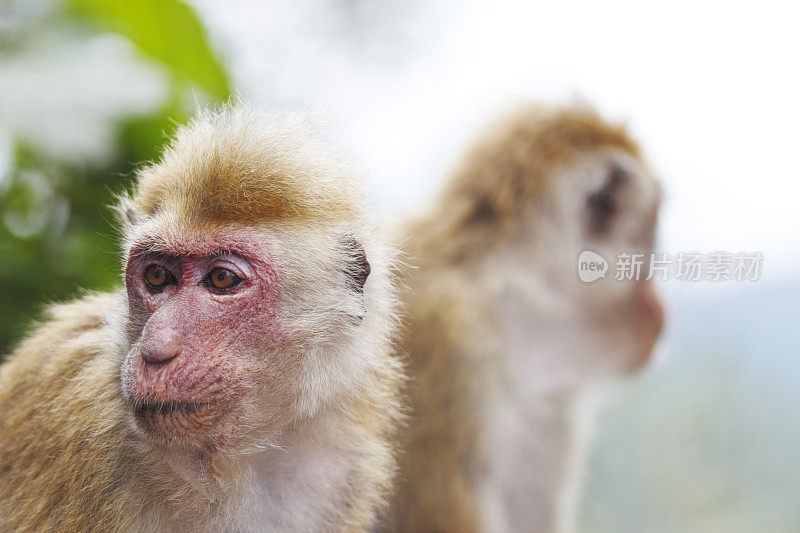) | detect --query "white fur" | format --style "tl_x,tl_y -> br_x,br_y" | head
248,412 -> 363,531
